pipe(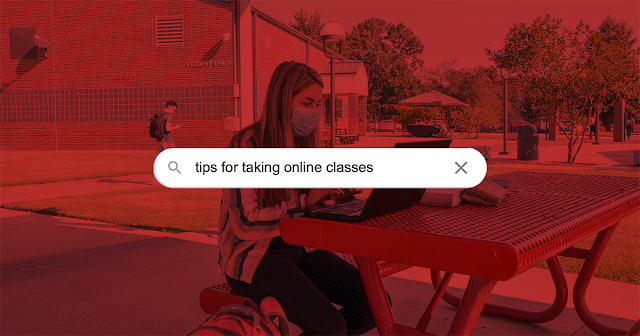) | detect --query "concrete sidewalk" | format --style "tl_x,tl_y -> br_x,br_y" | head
1,208 -> 221,335
2,208 -> 637,335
